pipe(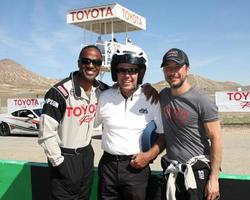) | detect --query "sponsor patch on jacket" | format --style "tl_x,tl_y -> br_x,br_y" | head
57,85 -> 69,98
45,98 -> 59,108
66,103 -> 98,125
139,108 -> 148,114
